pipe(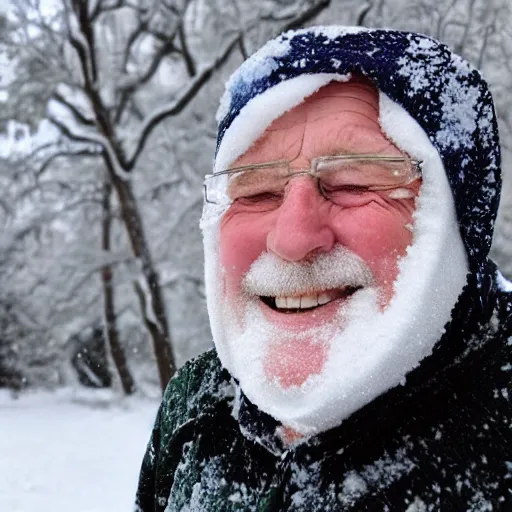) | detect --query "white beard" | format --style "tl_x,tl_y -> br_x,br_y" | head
221,254 -> 384,436
201,80 -> 469,437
